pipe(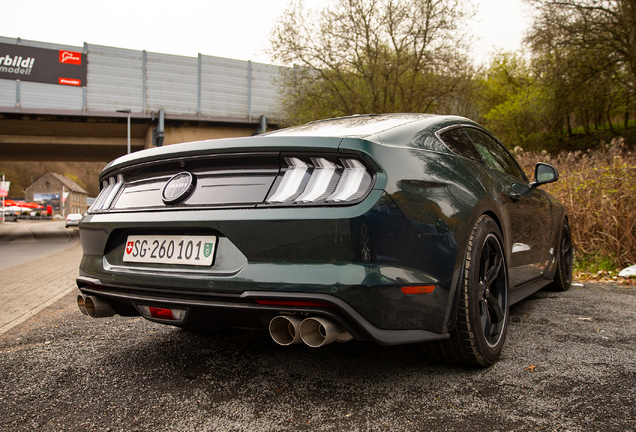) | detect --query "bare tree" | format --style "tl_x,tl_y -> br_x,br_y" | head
268,0 -> 476,124
526,0 -> 636,129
